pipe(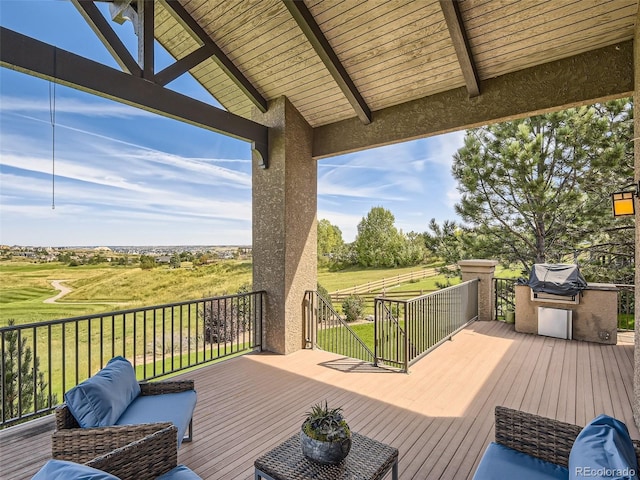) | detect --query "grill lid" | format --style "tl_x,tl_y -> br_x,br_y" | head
526,264 -> 587,297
